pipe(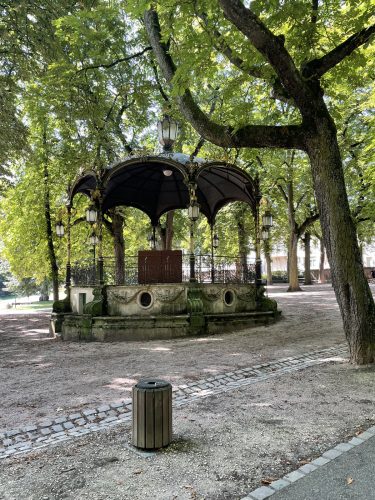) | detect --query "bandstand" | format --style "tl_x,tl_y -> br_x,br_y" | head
51,119 -> 279,341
